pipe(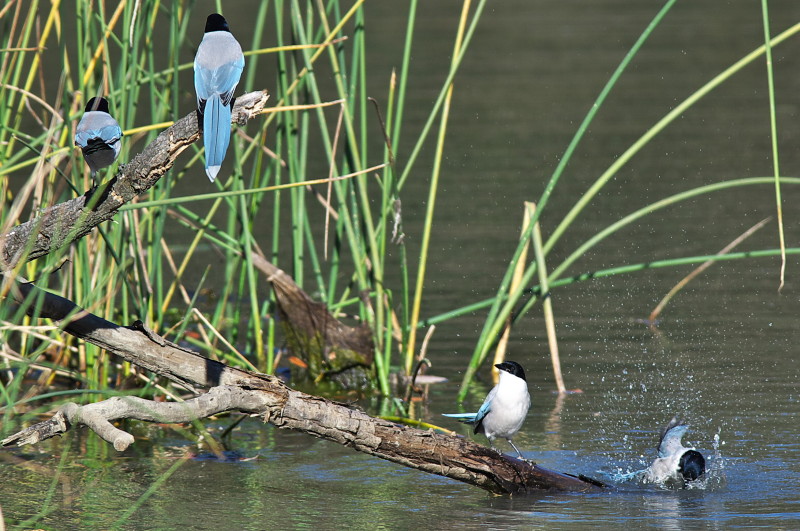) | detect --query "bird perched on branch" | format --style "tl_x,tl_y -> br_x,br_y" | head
642,417 -> 706,486
443,361 -> 531,459
75,97 -> 122,185
194,13 -> 245,182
